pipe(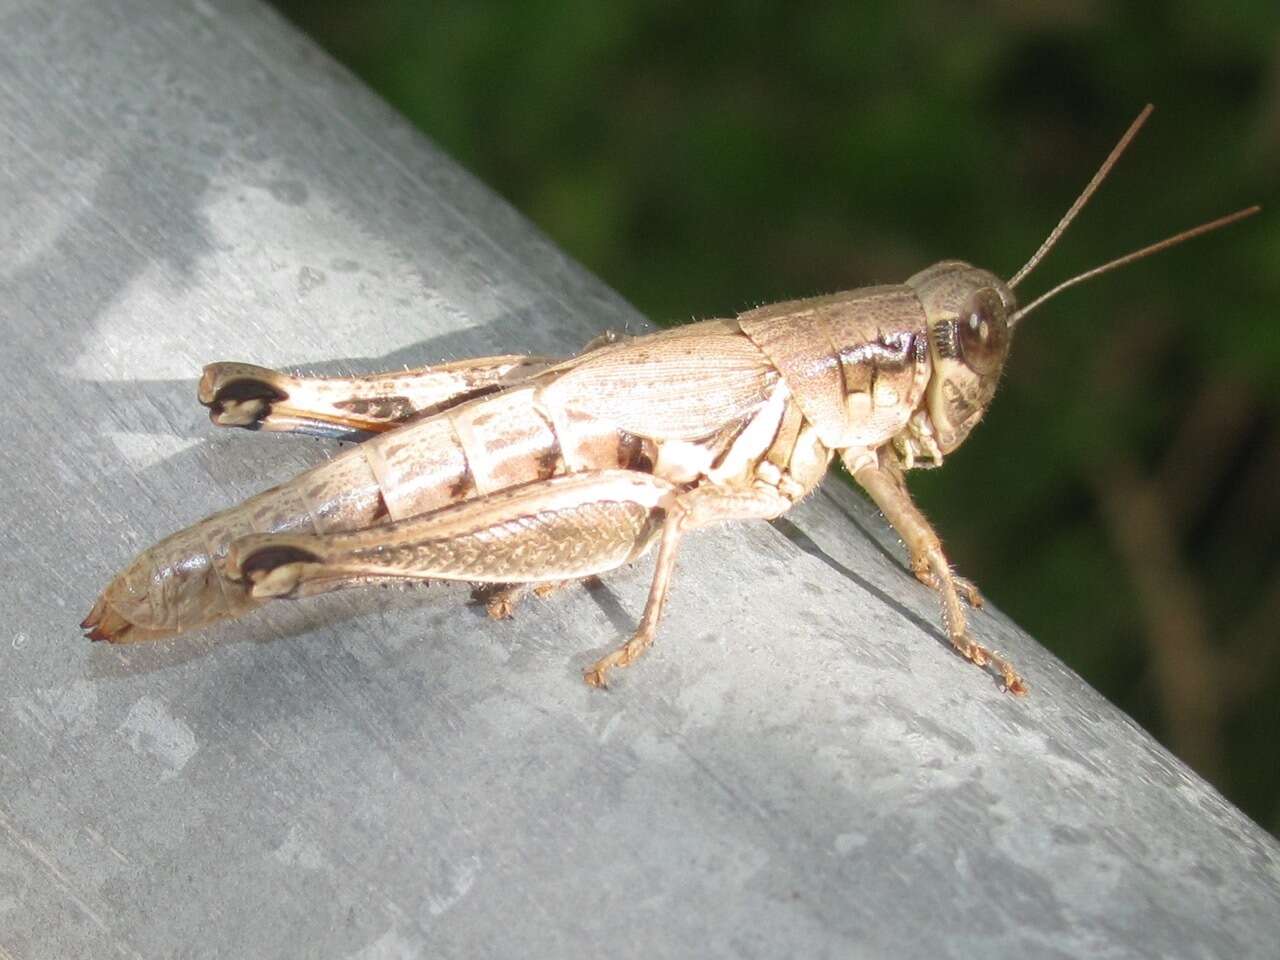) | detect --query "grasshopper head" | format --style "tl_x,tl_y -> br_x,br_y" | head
906,261 -> 1015,454
898,107 -> 1258,460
